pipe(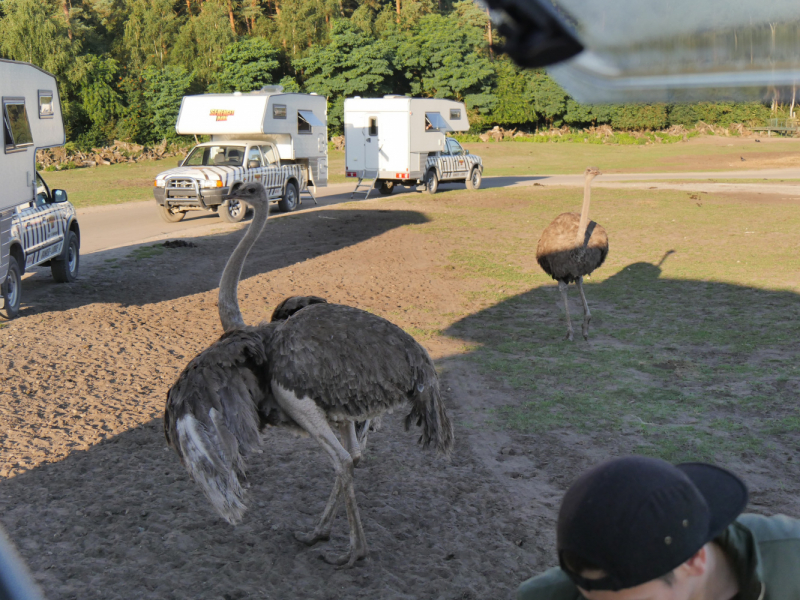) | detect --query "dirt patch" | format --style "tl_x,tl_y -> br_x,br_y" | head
1,186 -> 798,599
